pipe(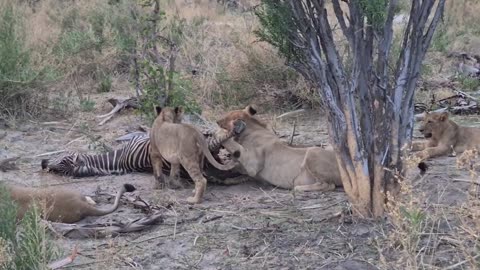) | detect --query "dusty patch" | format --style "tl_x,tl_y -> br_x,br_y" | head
0,109 -> 477,269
